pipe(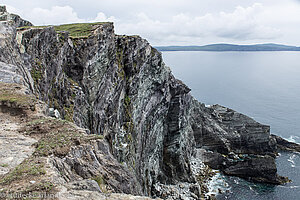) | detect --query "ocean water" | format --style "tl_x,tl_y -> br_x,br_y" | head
162,51 -> 300,200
